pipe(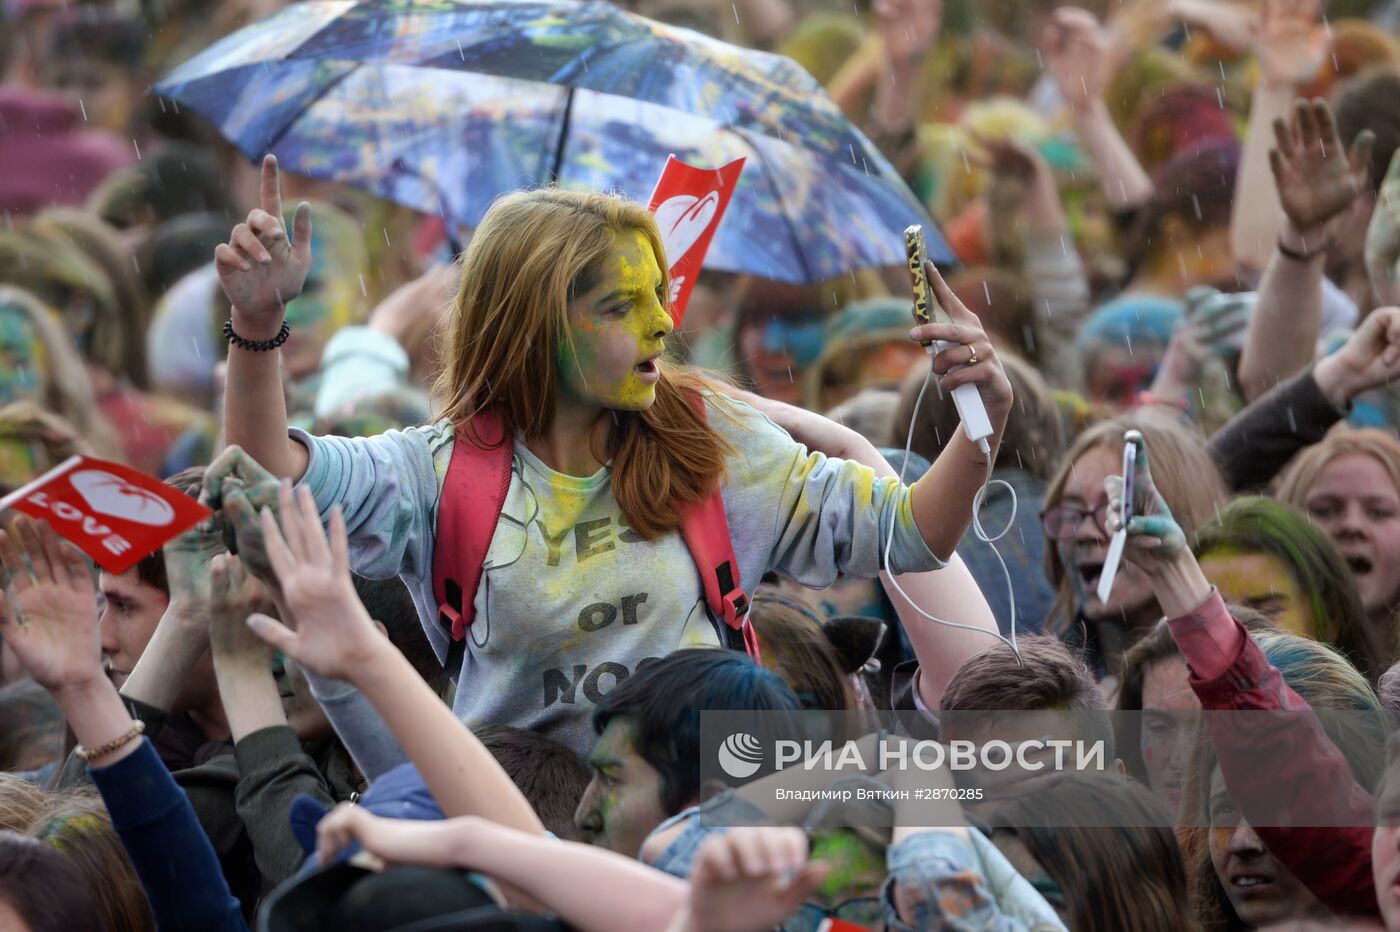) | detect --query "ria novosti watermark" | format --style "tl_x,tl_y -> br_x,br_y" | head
697,710 -> 1398,829
718,732 -> 1107,780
